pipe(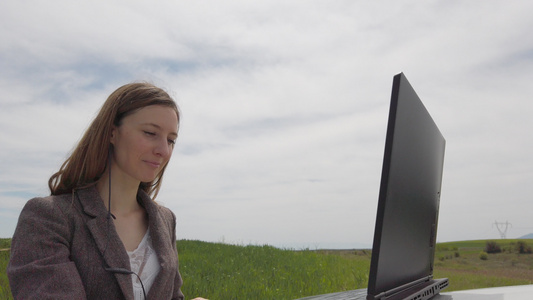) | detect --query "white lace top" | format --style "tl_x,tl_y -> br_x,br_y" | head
127,229 -> 161,300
